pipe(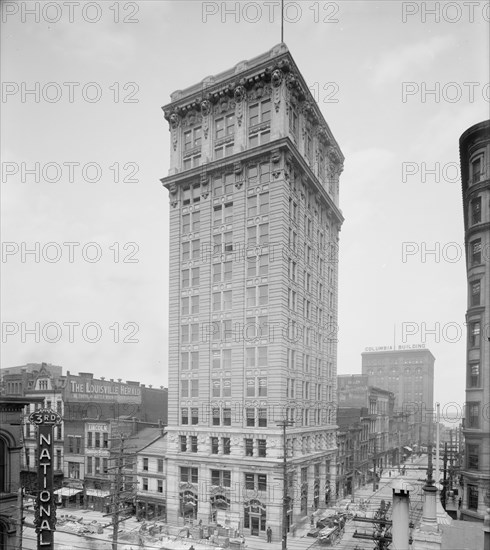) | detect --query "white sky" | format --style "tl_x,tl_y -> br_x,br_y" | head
1,1 -> 489,412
